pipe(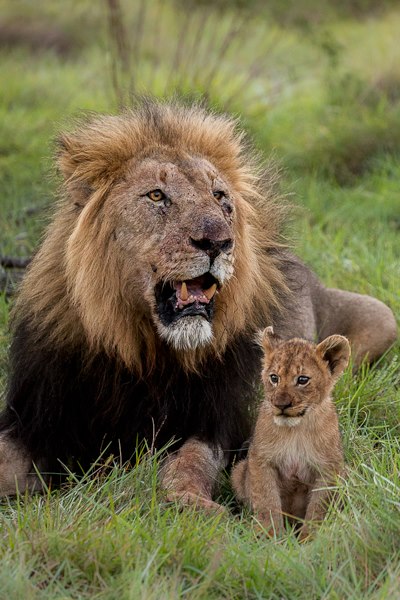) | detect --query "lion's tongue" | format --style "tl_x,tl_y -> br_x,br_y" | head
175,278 -> 217,309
